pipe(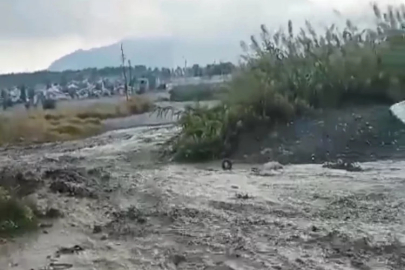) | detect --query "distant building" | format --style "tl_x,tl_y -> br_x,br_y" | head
170,74 -> 232,87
